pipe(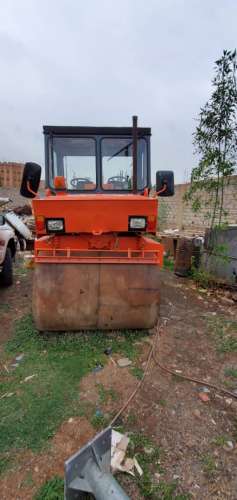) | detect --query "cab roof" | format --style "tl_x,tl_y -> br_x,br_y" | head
43,126 -> 151,136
